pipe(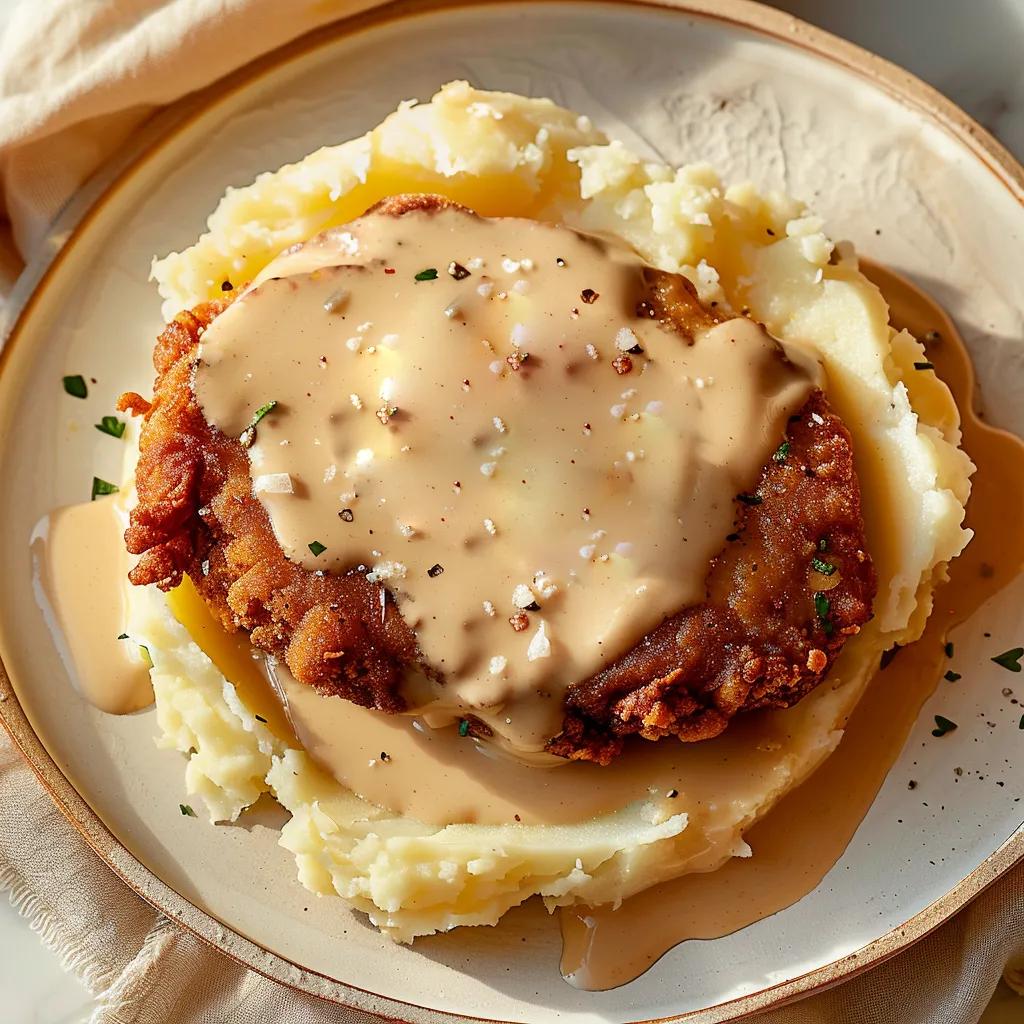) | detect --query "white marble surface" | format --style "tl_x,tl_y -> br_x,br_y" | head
1,2 -> 1023,1021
